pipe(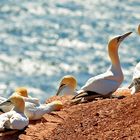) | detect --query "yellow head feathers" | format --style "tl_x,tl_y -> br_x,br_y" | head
15,87 -> 28,97
108,32 -> 132,51
60,75 -> 77,90
56,75 -> 77,95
